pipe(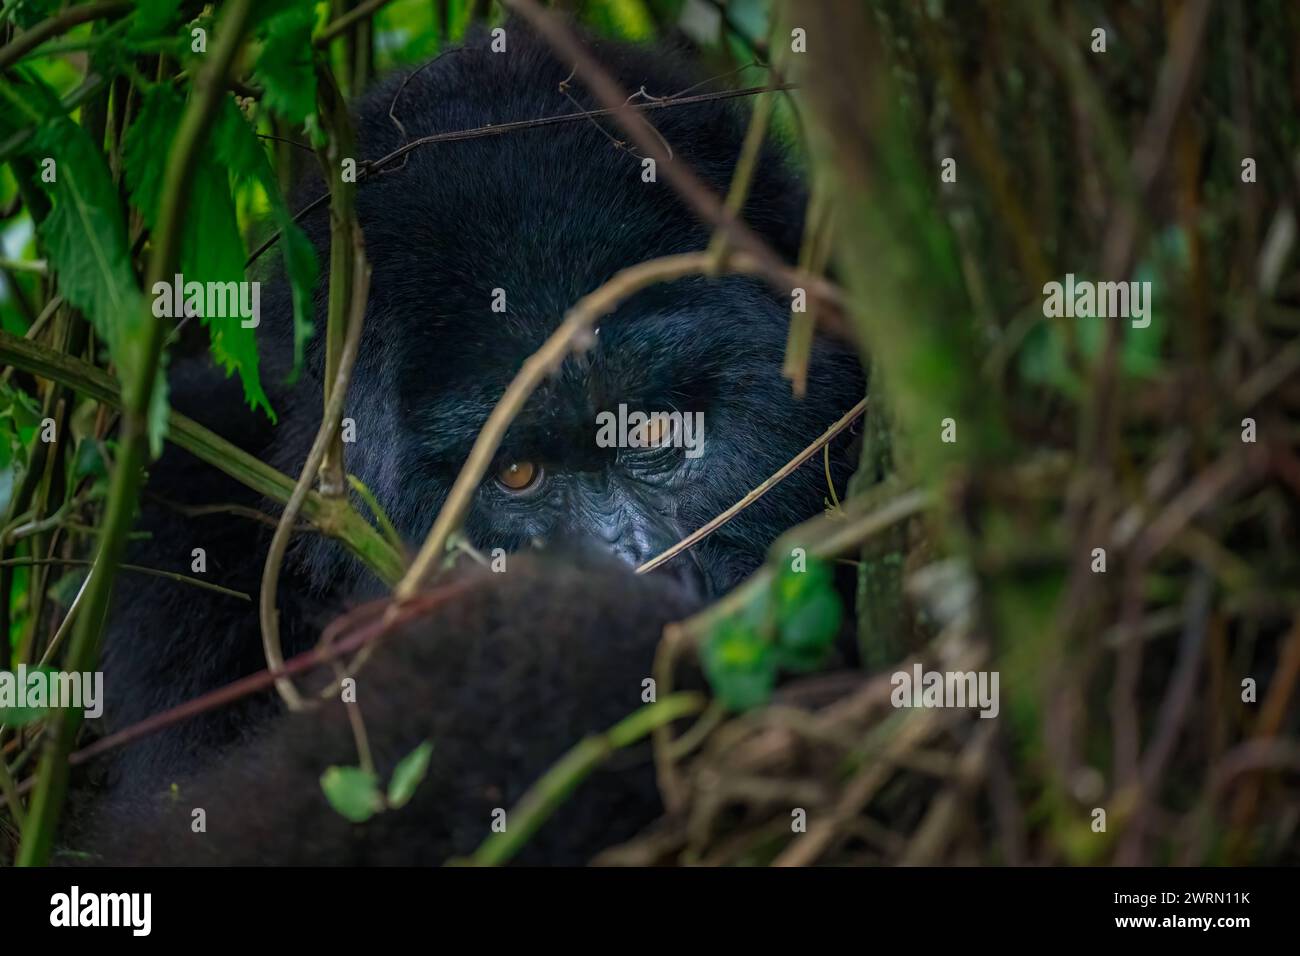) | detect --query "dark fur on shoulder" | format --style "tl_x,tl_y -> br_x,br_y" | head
73,555 -> 699,866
